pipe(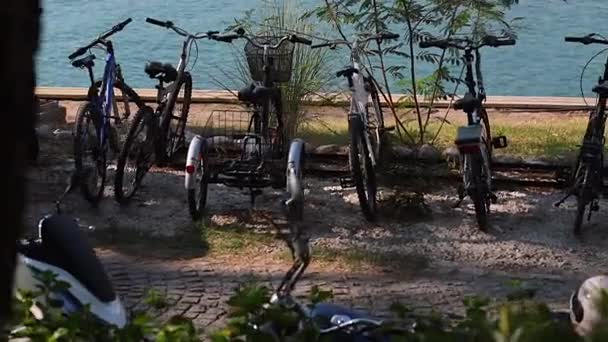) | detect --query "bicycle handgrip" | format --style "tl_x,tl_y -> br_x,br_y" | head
115,18 -> 132,31
212,33 -> 240,42
69,47 -> 87,60
379,32 -> 400,40
289,34 -> 312,45
565,36 -> 584,43
494,39 -> 516,46
419,40 -> 445,49
146,17 -> 169,28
